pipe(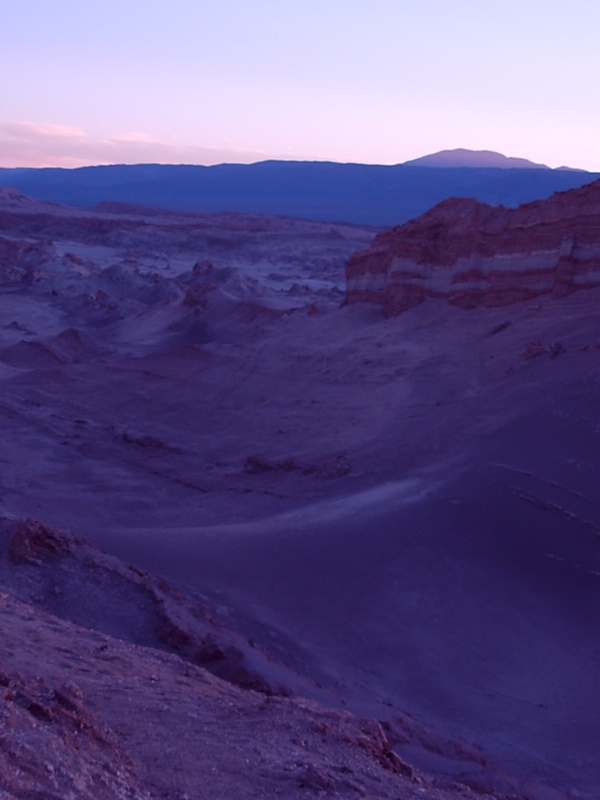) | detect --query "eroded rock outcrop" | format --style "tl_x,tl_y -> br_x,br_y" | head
0,517 -> 294,695
0,517 -> 499,800
346,179 -> 600,315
